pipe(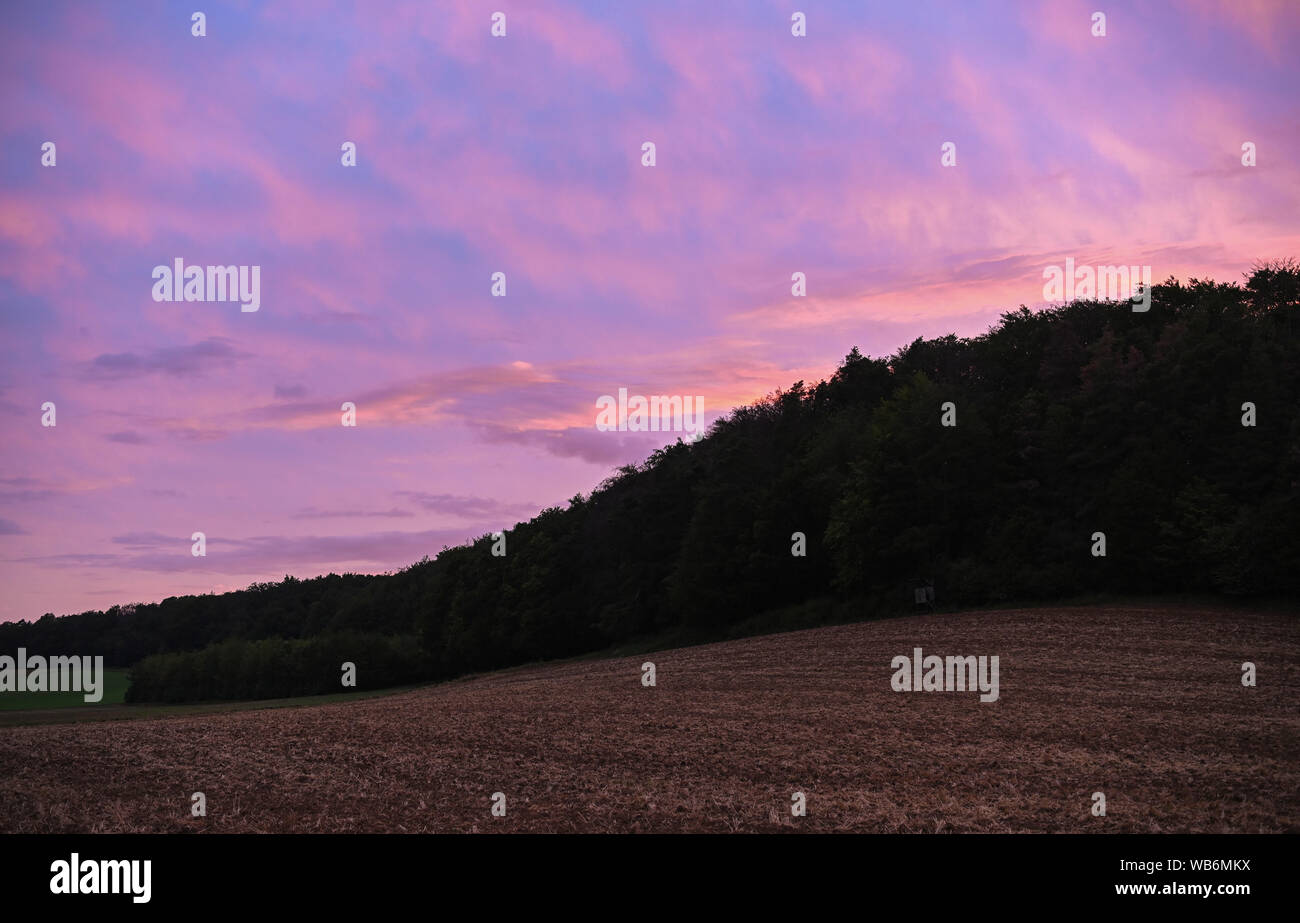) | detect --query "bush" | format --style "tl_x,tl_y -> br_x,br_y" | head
125,632 -> 428,703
